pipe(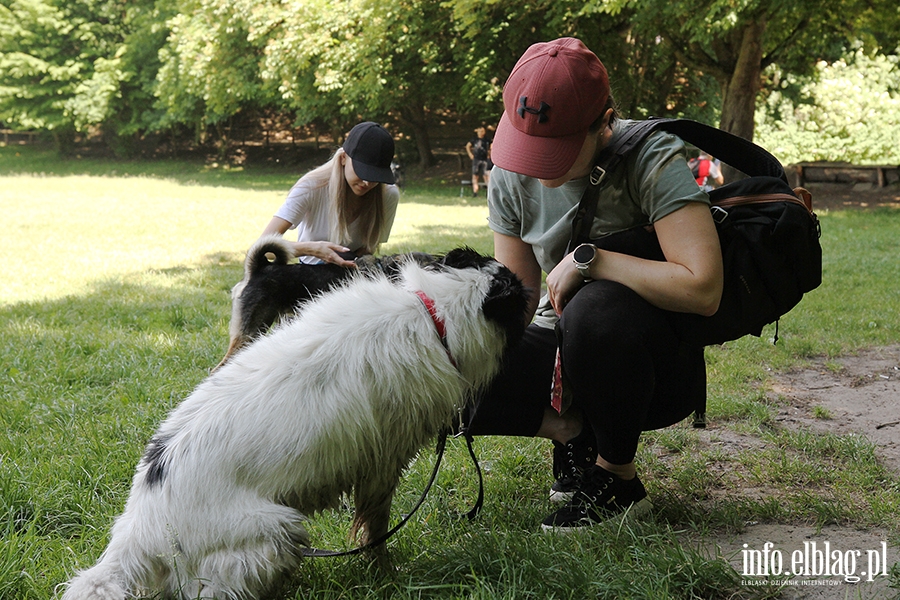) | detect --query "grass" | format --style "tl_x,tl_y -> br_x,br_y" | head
2,144 -> 900,599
